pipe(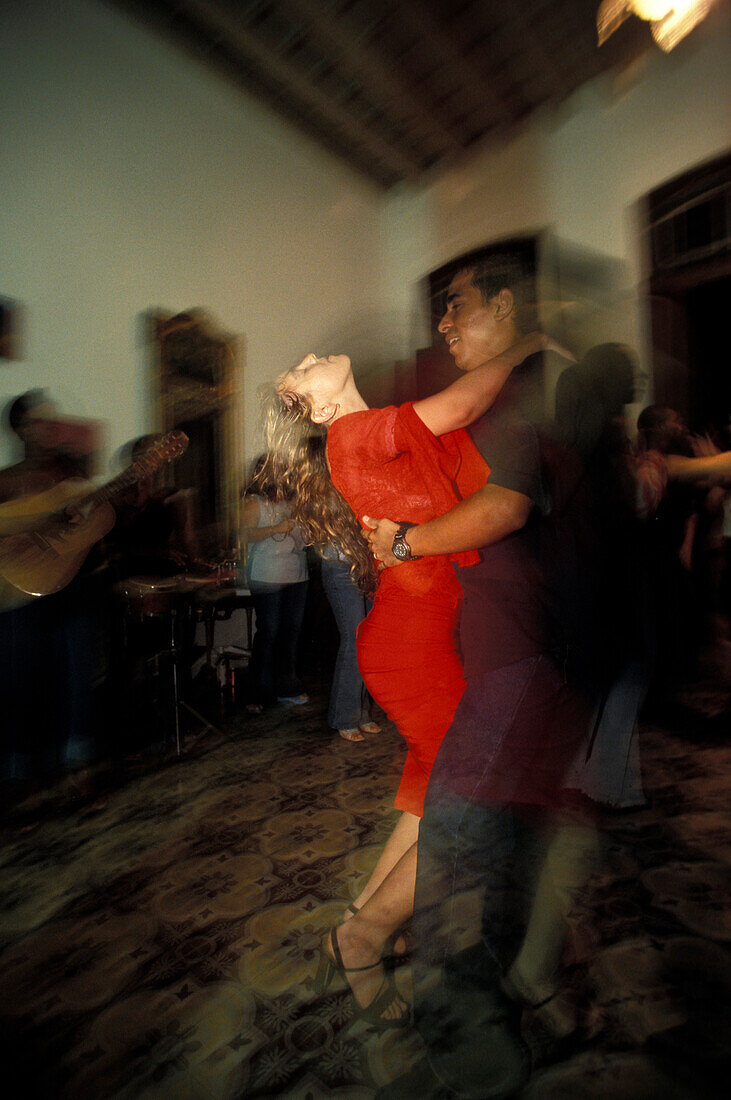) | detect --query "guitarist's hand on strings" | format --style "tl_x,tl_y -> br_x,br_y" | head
62,498 -> 96,526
